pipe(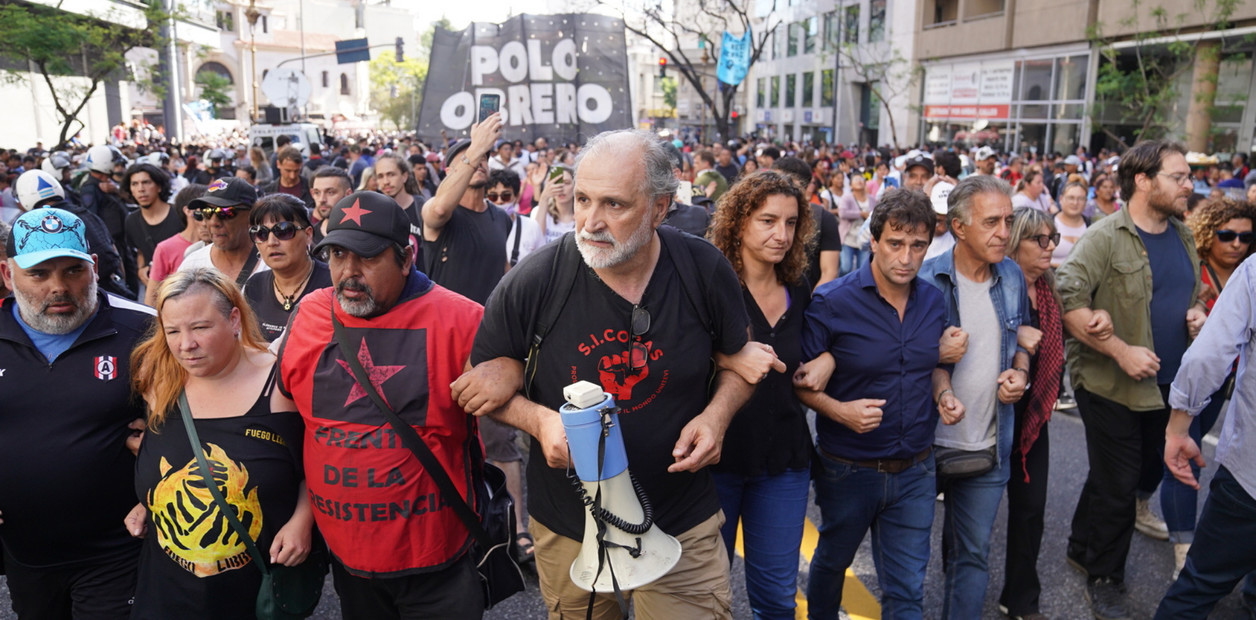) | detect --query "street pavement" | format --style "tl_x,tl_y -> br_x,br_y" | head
1,407 -> 1251,619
